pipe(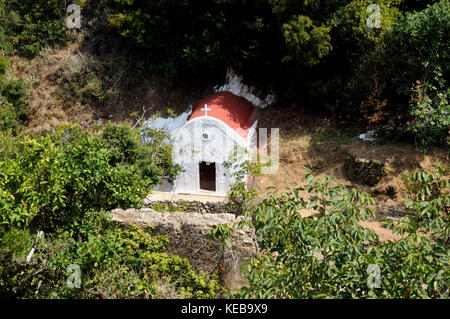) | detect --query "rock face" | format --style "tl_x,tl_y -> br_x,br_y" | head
215,68 -> 276,109
110,208 -> 258,291
344,155 -> 384,186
